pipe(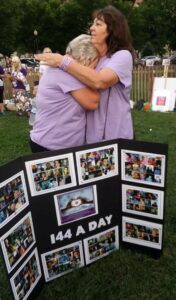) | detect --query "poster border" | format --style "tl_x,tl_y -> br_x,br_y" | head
41,240 -> 84,282
83,225 -> 119,265
0,212 -> 36,273
25,153 -> 76,196
122,216 -> 163,249
76,144 -> 118,185
54,185 -> 98,225
122,184 -> 164,219
121,149 -> 165,187
10,248 -> 42,300
0,171 -> 29,229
